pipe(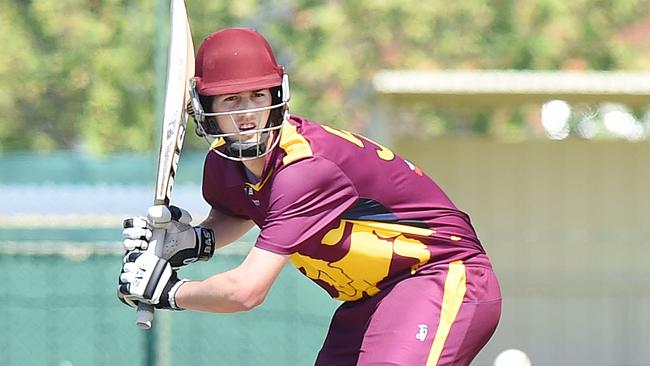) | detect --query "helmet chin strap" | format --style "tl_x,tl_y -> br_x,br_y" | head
225,131 -> 269,158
